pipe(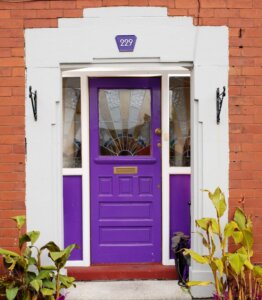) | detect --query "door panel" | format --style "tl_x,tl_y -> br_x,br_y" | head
89,77 -> 161,264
